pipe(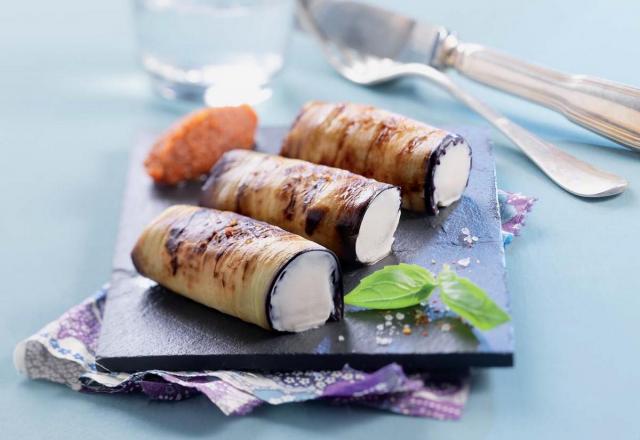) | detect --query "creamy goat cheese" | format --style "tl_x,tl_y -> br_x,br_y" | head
269,250 -> 338,332
432,140 -> 471,208
355,187 -> 401,264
